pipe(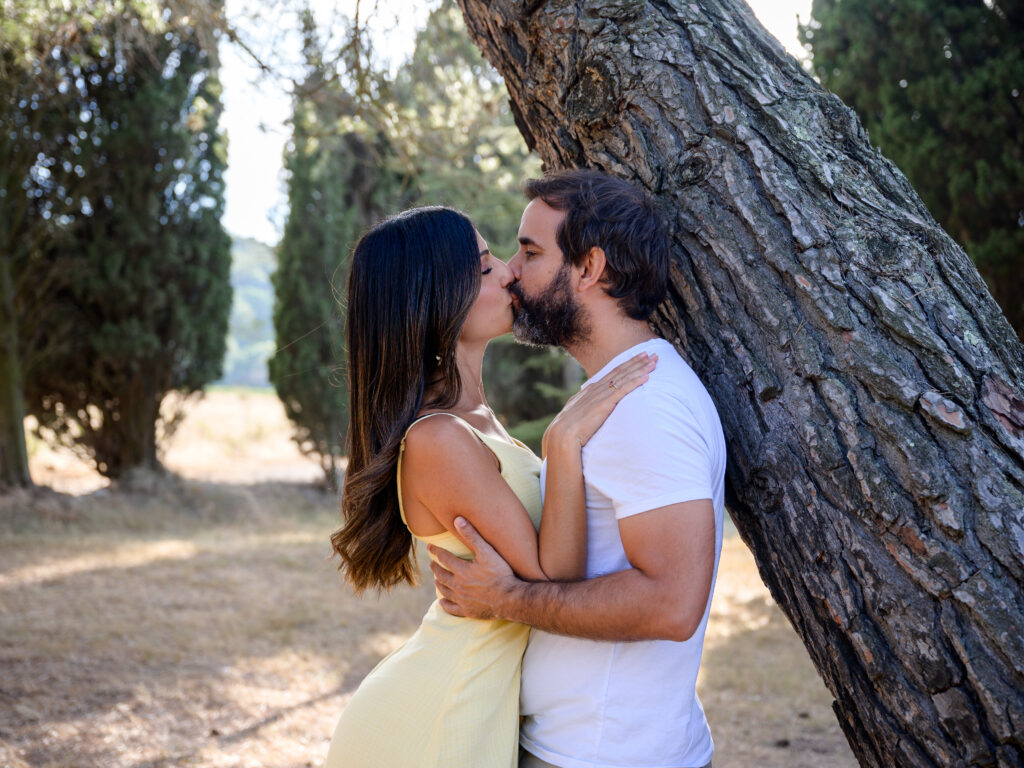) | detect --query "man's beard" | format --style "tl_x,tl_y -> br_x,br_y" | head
510,264 -> 590,348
